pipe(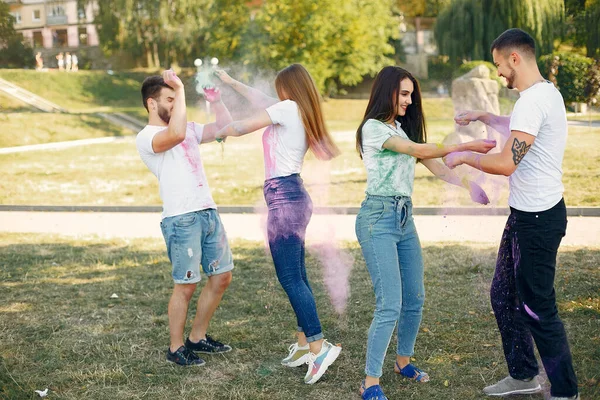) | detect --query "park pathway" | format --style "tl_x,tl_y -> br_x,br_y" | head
1,211 -> 598,246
